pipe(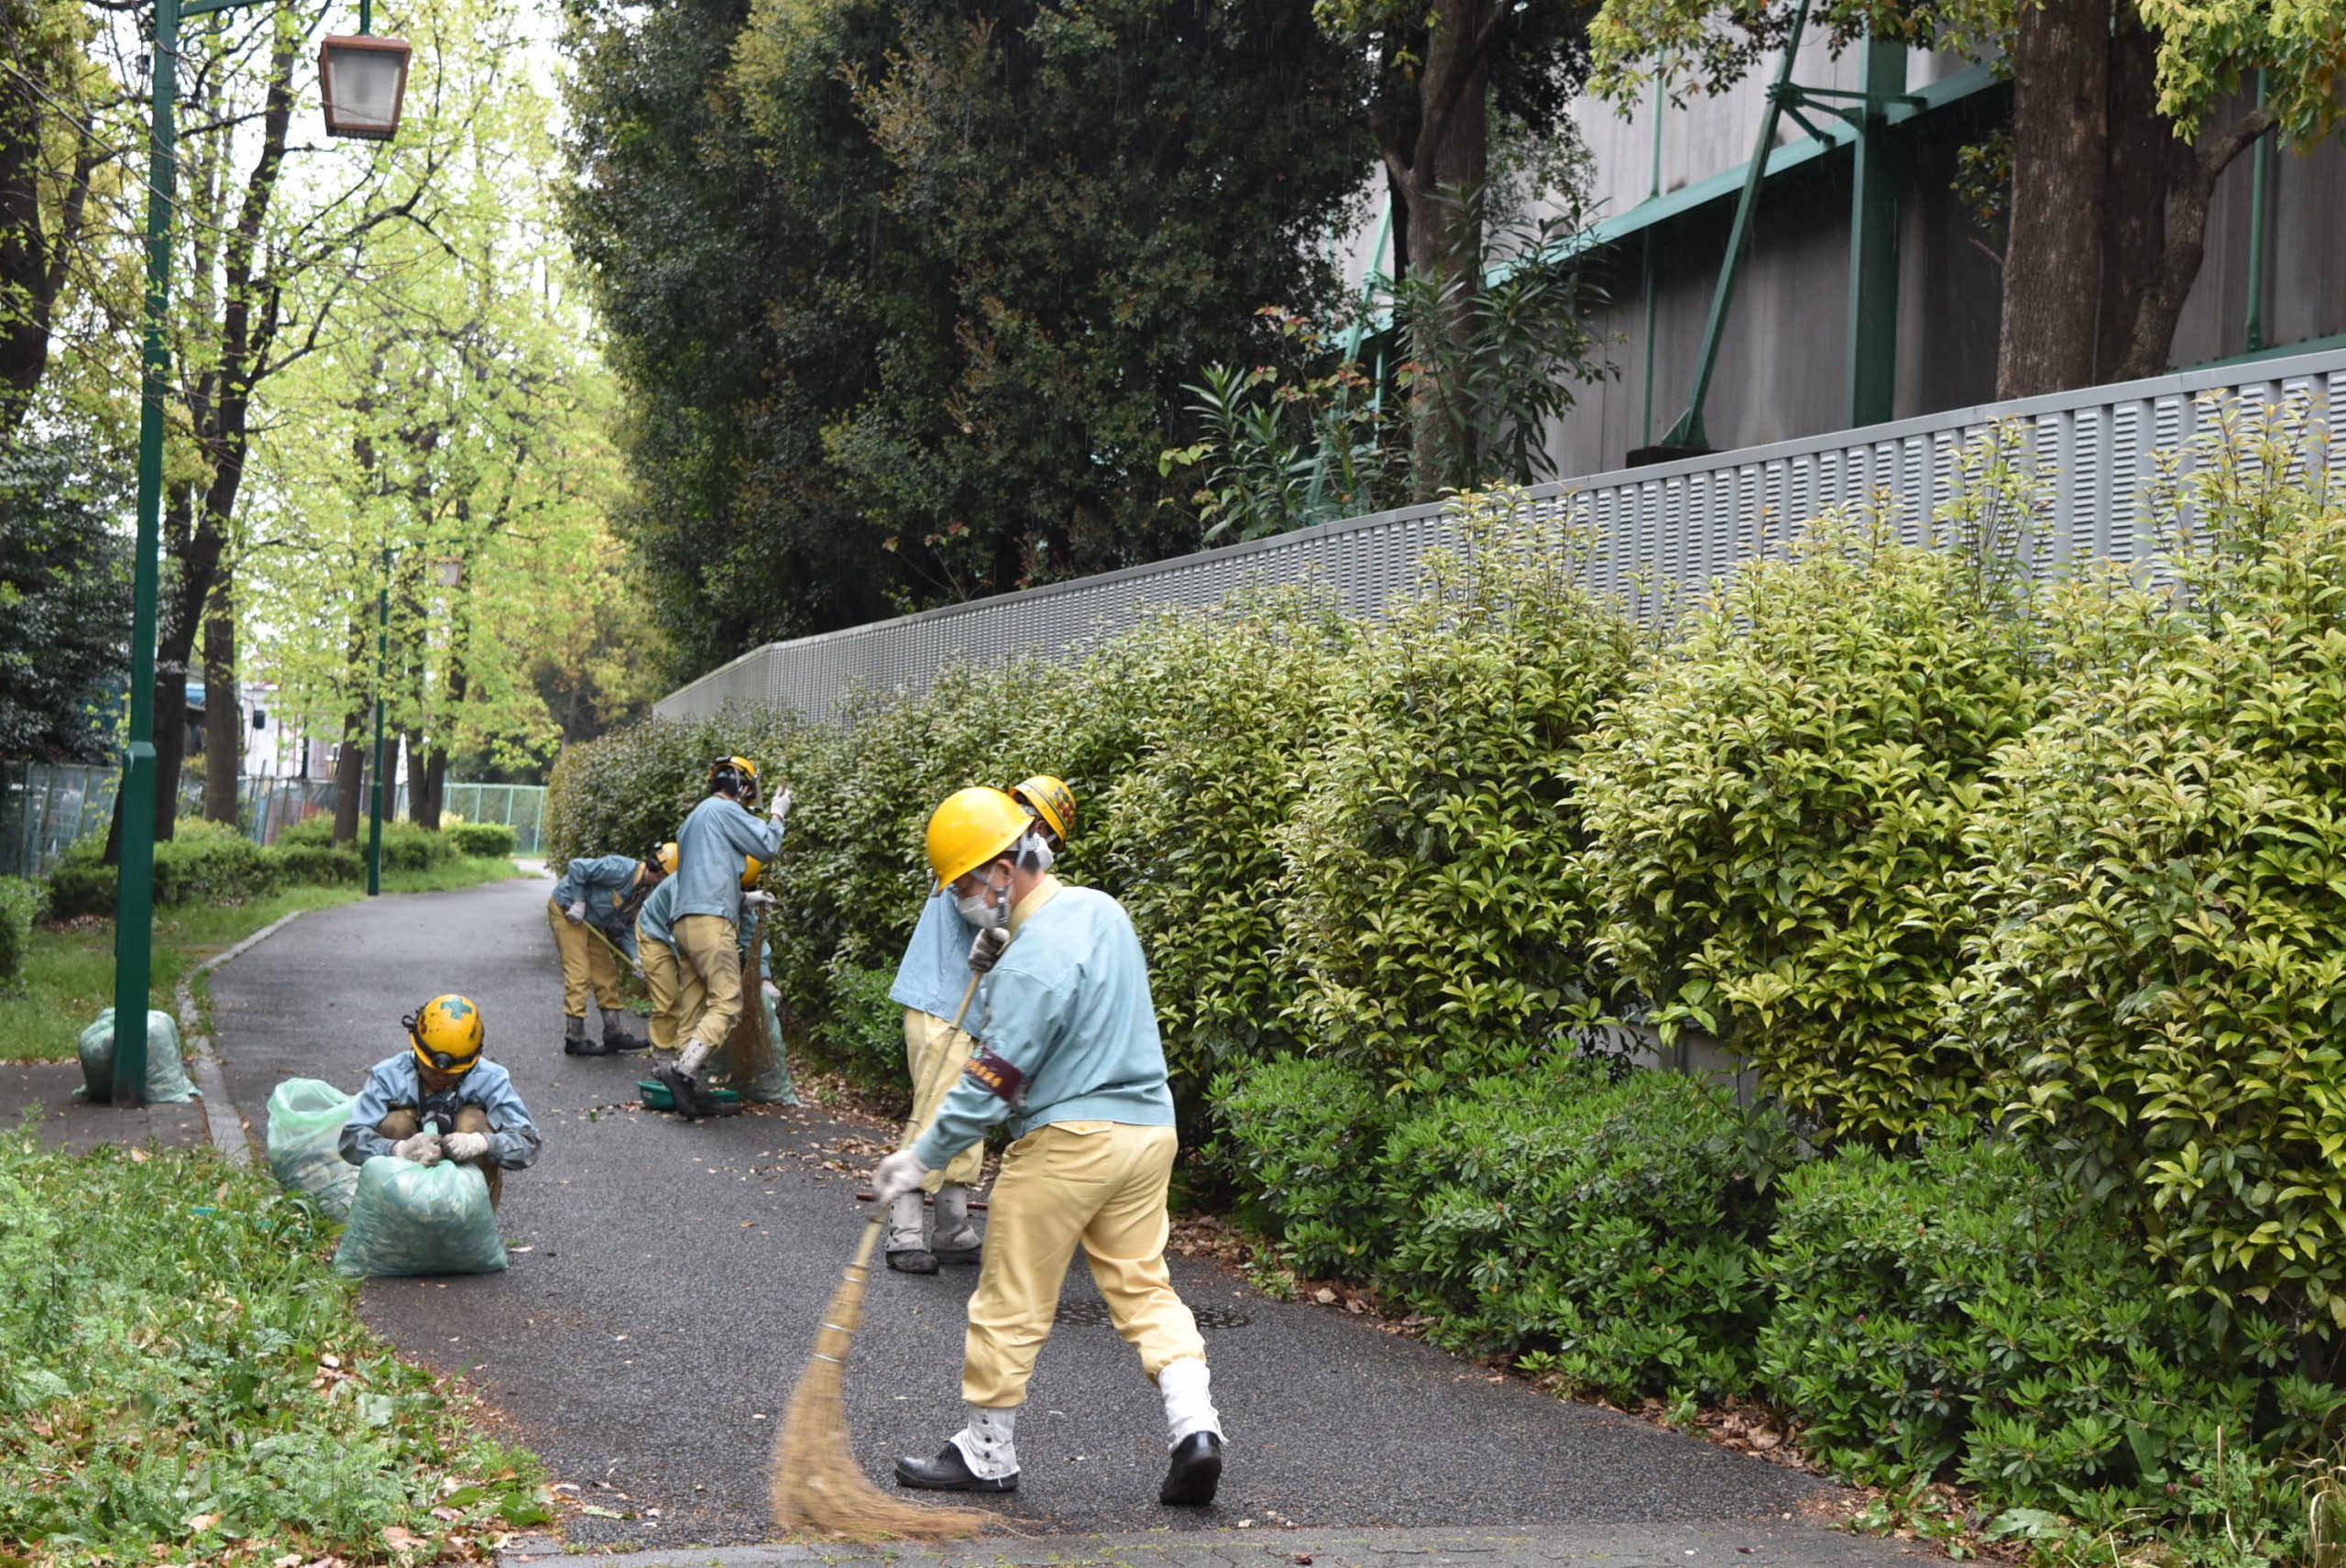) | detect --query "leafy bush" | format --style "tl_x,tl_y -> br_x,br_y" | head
1957,394 -> 2346,1320
276,815 -> 338,849
1373,1059 -> 1790,1404
47,822 -> 287,919
271,844 -> 364,885
373,821 -> 453,873
44,850 -> 113,921
1758,1125 -> 2336,1543
1277,491 -> 1639,1092
1208,1054 -> 1390,1277
445,821 -> 519,859
1576,448 -> 2048,1146
0,875 -> 42,992
809,959 -> 908,1101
